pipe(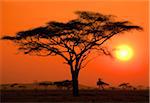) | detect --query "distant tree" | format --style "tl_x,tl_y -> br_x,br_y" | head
127,85 -> 137,90
53,80 -> 72,90
118,83 -> 129,90
18,85 -> 26,90
62,80 -> 72,90
1,11 -> 142,96
38,81 -> 53,90
96,78 -> 109,90
10,83 -> 18,87
53,82 -> 62,89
